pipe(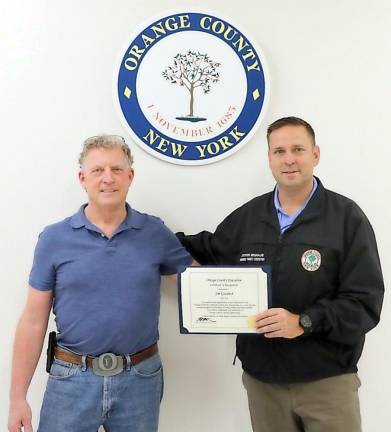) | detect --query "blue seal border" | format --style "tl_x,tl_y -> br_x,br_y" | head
117,12 -> 268,163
